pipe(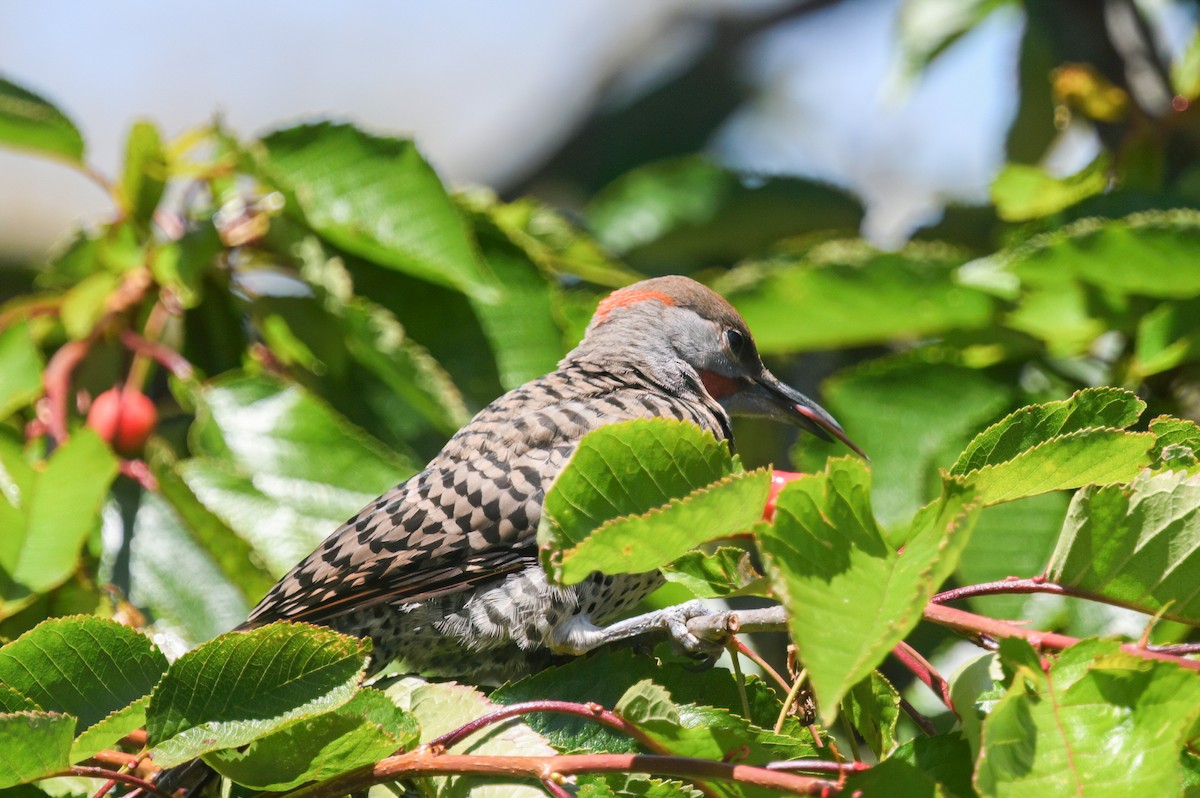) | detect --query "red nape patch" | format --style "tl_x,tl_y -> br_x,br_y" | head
594,289 -> 675,322
699,370 -> 744,399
